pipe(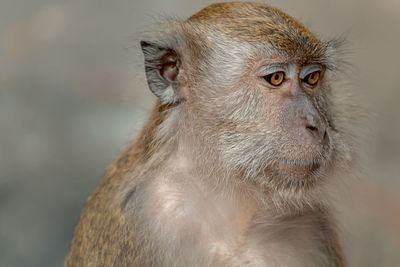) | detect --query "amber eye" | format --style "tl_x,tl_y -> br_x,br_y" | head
264,71 -> 285,86
303,71 -> 320,86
